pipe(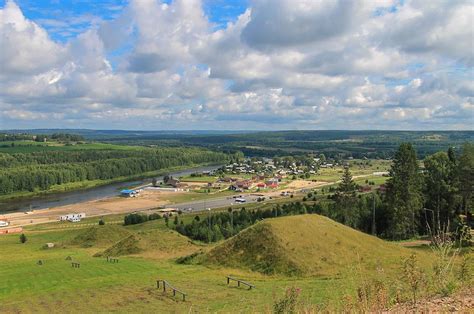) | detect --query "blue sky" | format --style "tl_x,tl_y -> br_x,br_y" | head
0,0 -> 247,41
0,0 -> 472,130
